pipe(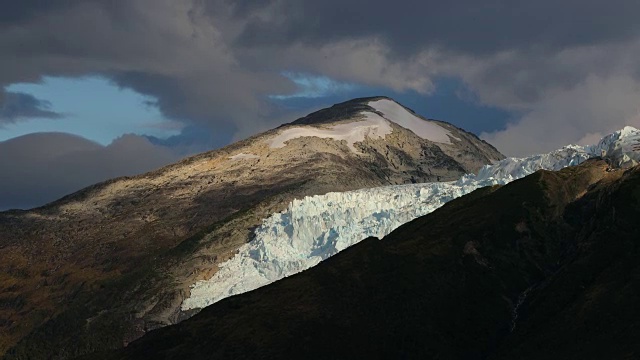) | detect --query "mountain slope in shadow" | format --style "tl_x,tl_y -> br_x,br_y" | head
97,159 -> 640,359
